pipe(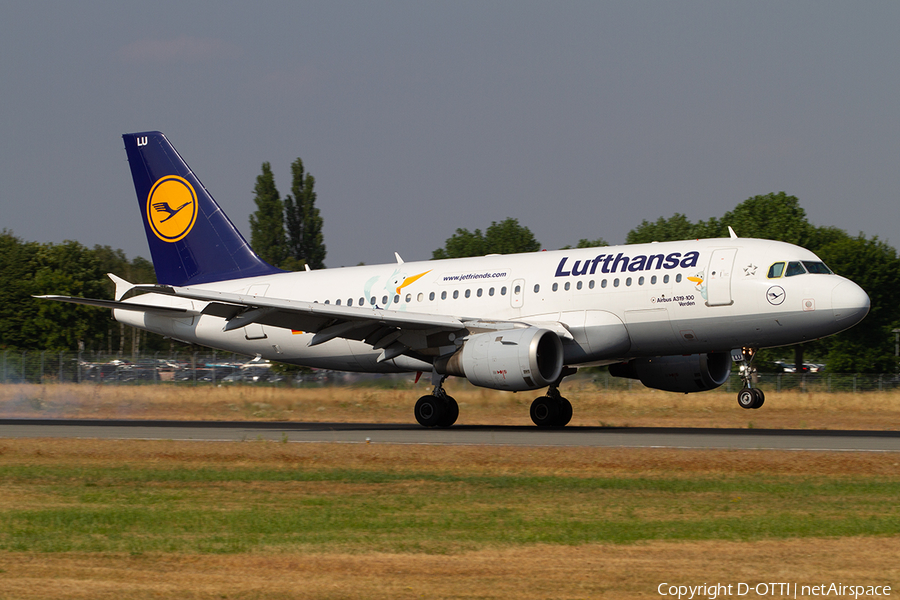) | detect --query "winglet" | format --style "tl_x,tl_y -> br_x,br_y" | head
107,273 -> 135,301
728,226 -> 738,239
